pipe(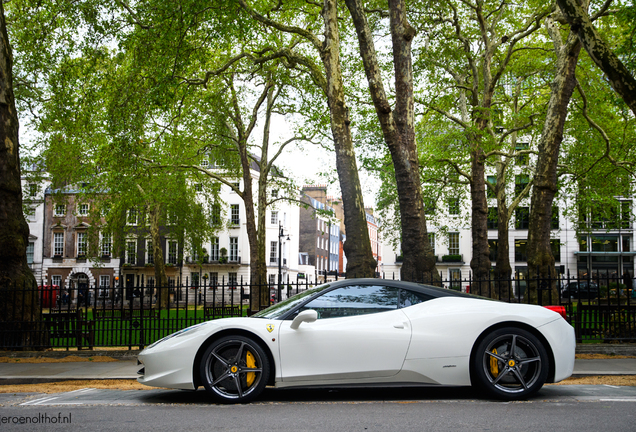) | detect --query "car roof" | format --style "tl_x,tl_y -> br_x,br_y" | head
324,278 -> 478,299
